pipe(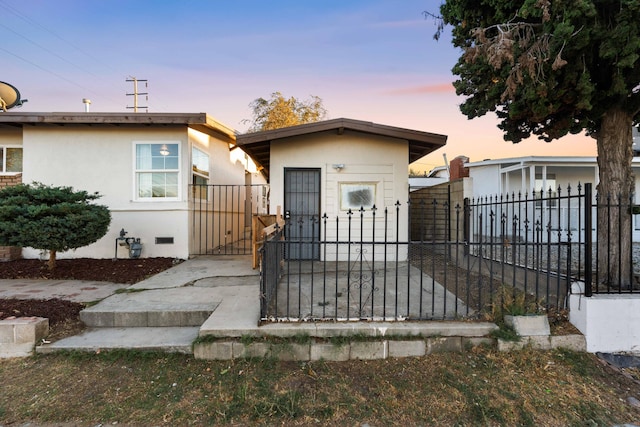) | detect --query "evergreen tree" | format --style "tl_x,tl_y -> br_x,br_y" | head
0,183 -> 111,270
440,0 -> 640,286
